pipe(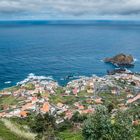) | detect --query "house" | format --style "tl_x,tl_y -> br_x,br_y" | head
1,91 -> 12,96
22,103 -> 36,111
50,106 -> 56,115
127,94 -> 140,104
28,96 -> 38,104
87,89 -> 94,94
9,109 -> 21,117
40,102 -> 50,113
111,87 -> 118,95
127,94 -> 134,98
65,90 -> 71,94
20,111 -> 28,118
65,110 -> 73,120
81,109 -> 94,114
94,98 -> 103,104
133,120 -> 139,126
57,103 -> 64,108
78,105 -> 84,110
80,86 -> 85,91
56,118 -> 64,124
0,112 -> 6,118
73,88 -> 79,96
